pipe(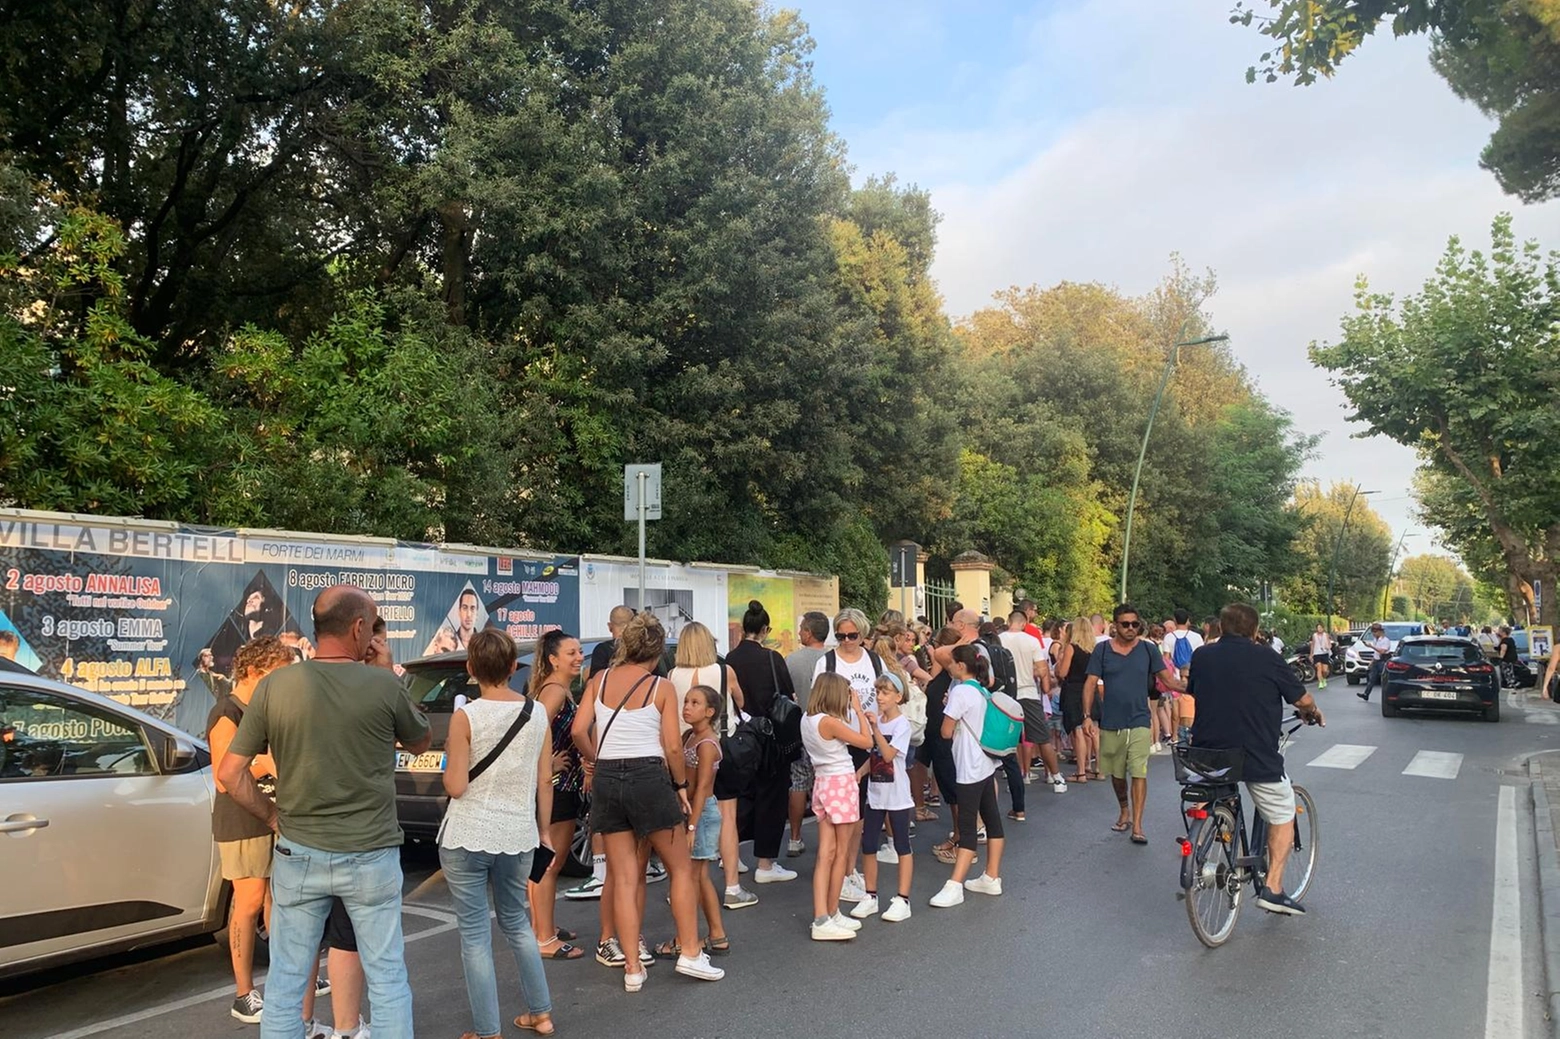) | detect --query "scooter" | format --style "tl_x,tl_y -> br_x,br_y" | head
1288,652 -> 1317,685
